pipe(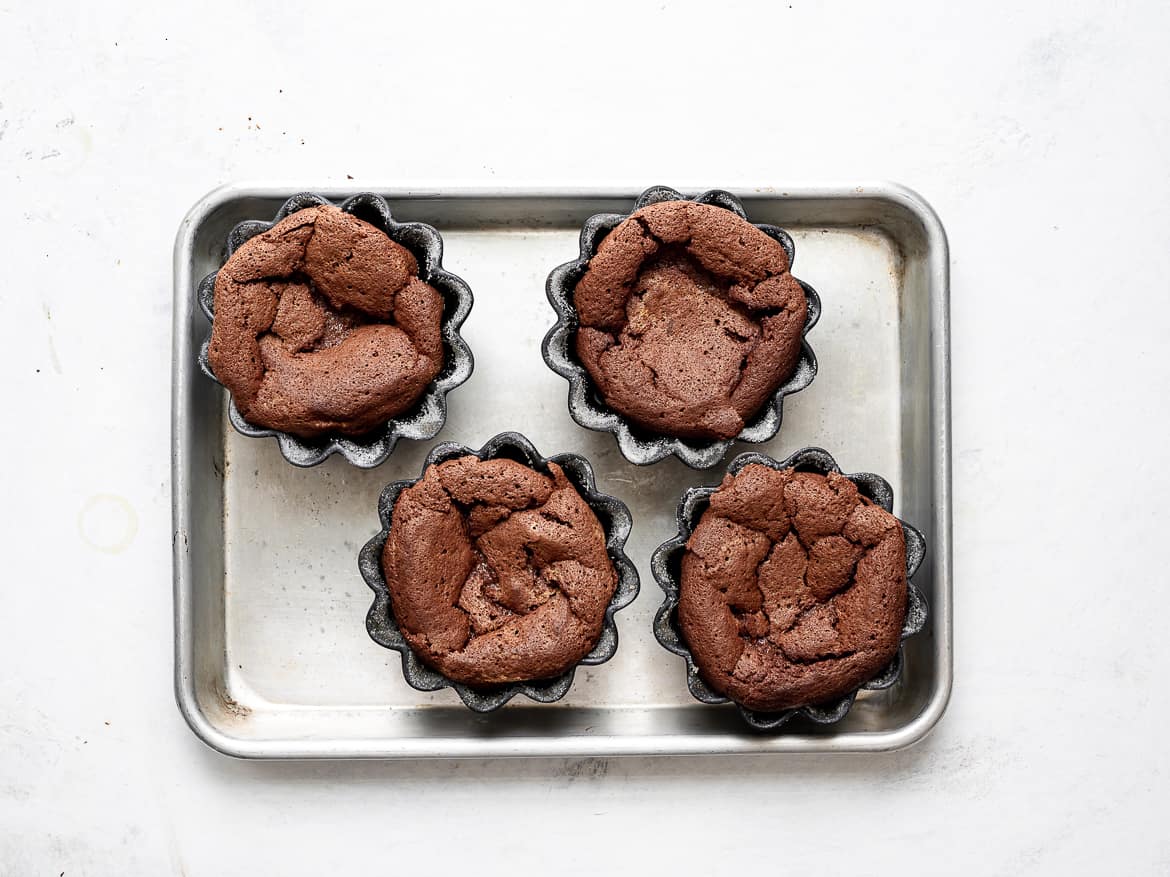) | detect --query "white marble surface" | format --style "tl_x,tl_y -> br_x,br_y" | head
2,1 -> 1169,873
